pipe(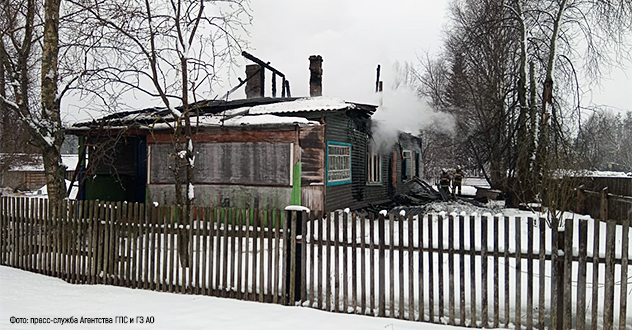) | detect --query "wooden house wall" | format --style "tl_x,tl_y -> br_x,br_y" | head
298,125 -> 325,212
146,126 -> 318,210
